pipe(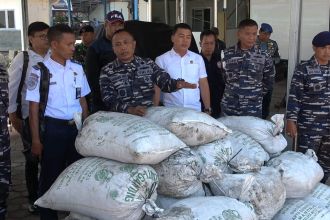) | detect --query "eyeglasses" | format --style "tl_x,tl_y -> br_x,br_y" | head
34,34 -> 47,40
